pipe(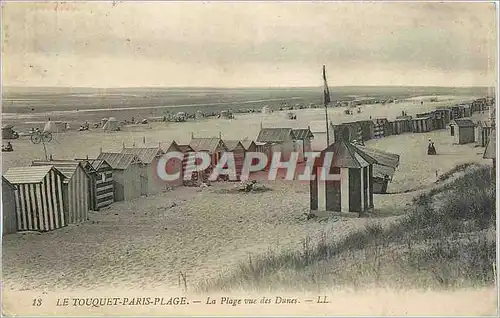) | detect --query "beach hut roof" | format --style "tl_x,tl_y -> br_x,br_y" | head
3,165 -> 63,184
355,145 -> 400,169
121,147 -> 163,164
452,119 -> 475,128
189,137 -> 226,153
316,140 -> 377,168
223,140 -> 244,151
75,158 -> 110,172
31,160 -> 88,180
373,164 -> 397,179
97,152 -> 141,170
241,140 -> 256,151
2,176 -> 16,190
483,129 -> 496,159
176,144 -> 195,153
256,128 -> 295,142
476,120 -> 493,128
